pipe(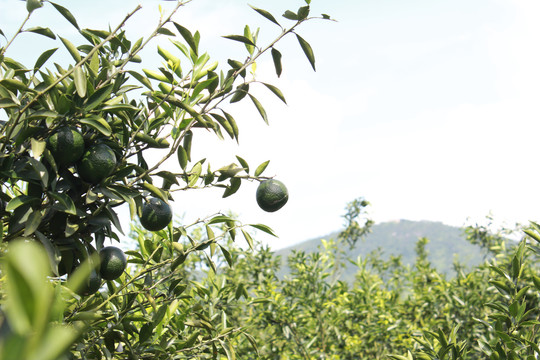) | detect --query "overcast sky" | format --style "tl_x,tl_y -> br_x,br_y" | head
1,0 -> 540,249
